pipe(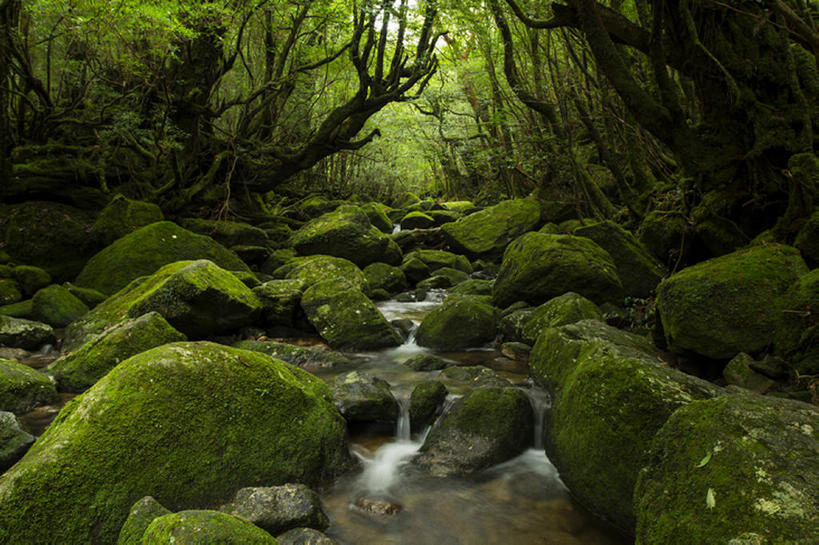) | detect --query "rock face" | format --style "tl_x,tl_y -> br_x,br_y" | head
116,496 -> 172,545
64,260 -> 262,351
574,220 -> 666,298
49,312 -> 187,392
530,320 -> 722,533
492,232 -> 623,308
415,387 -> 533,476
0,357 -> 57,413
0,342 -> 349,545
441,198 -> 541,258
519,292 -> 602,344
291,206 -> 401,267
141,510 -> 278,544
90,195 -> 164,247
30,284 -> 89,327
329,371 -> 399,425
0,315 -> 55,350
635,393 -> 819,545
301,280 -> 401,350
774,268 -> 819,375
0,411 -> 35,470
75,221 -> 251,295
416,295 -> 498,351
657,244 -> 808,360
225,484 -> 329,535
